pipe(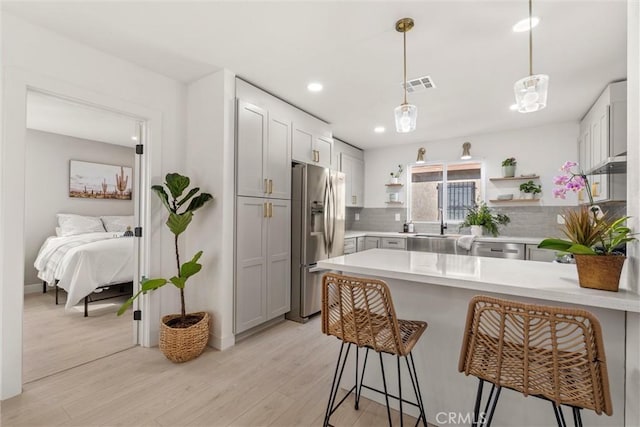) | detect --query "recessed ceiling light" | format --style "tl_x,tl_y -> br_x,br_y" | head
307,82 -> 323,92
513,16 -> 540,33
131,136 -> 138,141
509,104 -> 519,111
374,126 -> 386,133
